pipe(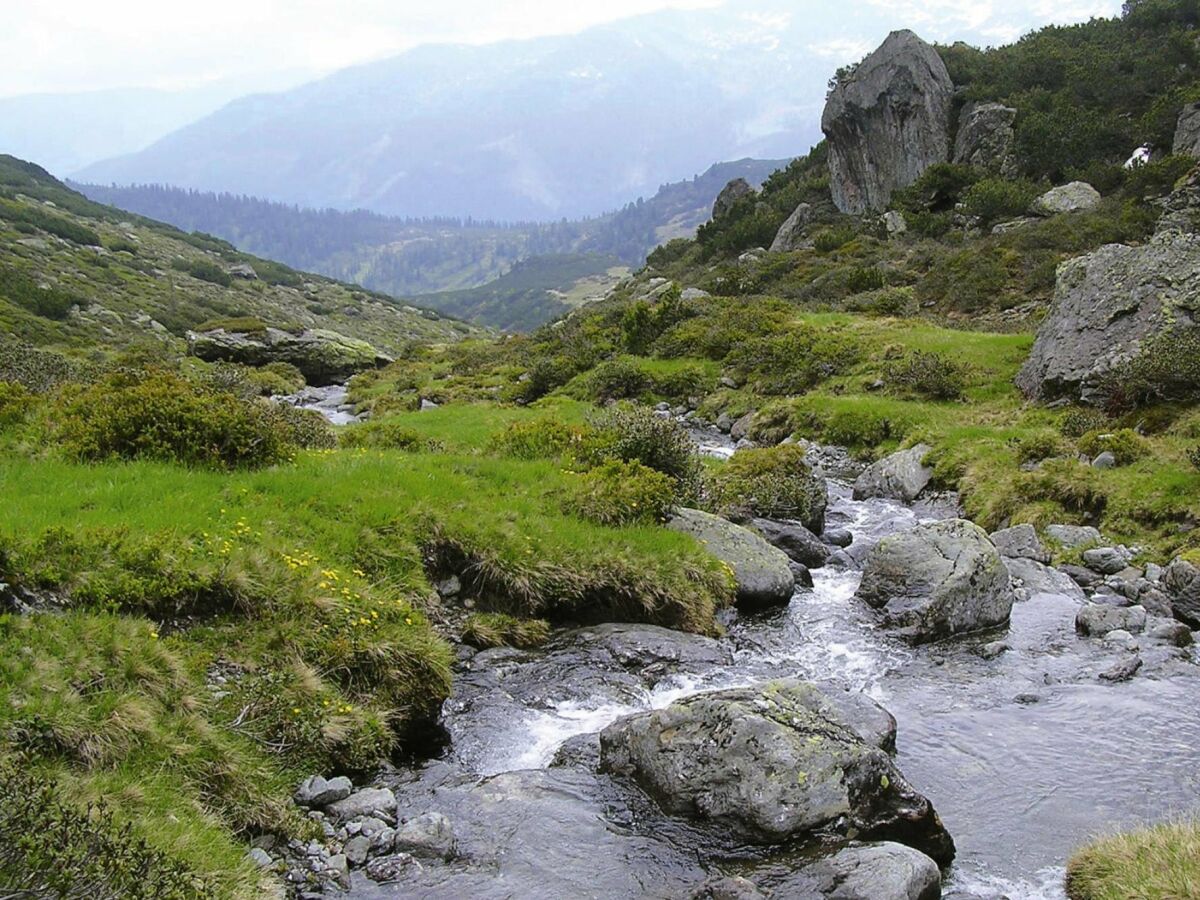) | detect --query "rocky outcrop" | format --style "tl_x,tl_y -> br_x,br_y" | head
770,203 -> 814,252
822,31 -> 954,214
853,444 -> 933,503
953,101 -> 1018,177
1030,182 -> 1101,216
667,509 -> 795,610
1015,233 -> 1200,401
1174,102 -> 1200,158
990,524 -> 1050,563
1164,558 -> 1200,628
713,179 -> 755,220
772,843 -> 942,900
856,519 -> 1015,642
599,680 -> 954,863
1156,165 -> 1200,236
188,326 -> 390,386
